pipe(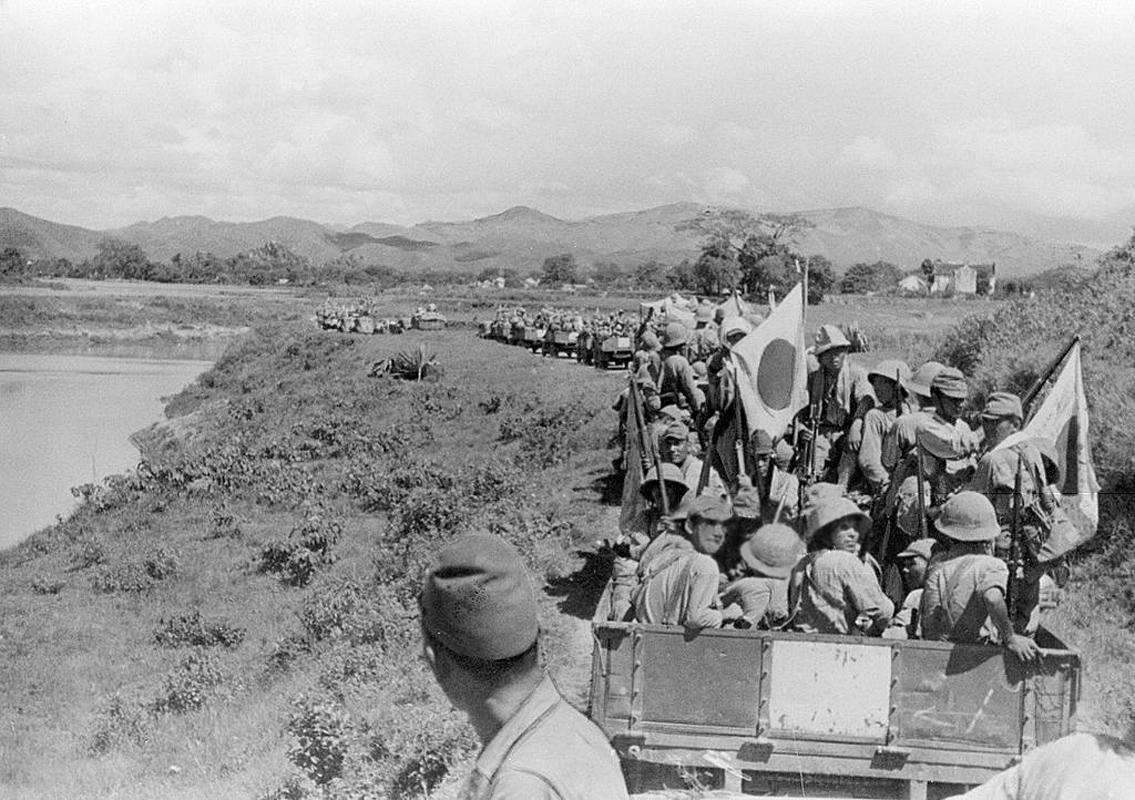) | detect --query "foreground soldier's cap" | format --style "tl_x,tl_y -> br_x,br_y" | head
868,359 -> 912,385
640,462 -> 688,499
661,421 -> 690,442
741,524 -> 806,578
903,361 -> 947,398
896,537 -> 937,561
685,493 -> 733,523
981,391 -> 1023,421
813,324 -> 851,355
931,367 -> 969,399
657,404 -> 690,423
803,496 -> 870,541
419,533 -> 538,661
718,316 -> 753,346
662,322 -> 689,348
934,491 -> 1000,542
